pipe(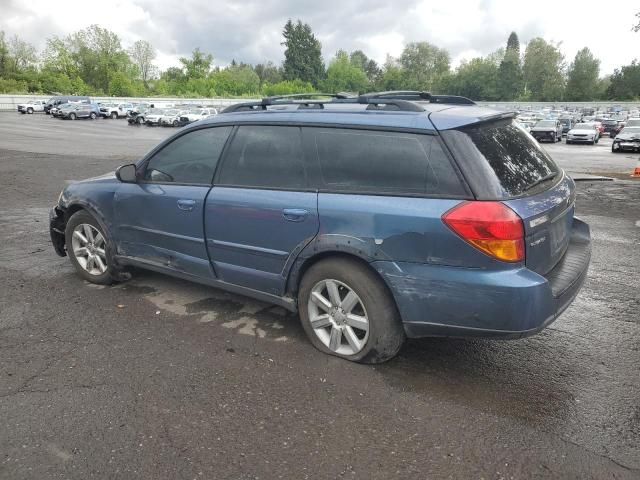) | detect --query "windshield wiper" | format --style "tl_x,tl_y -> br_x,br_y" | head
524,172 -> 558,192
